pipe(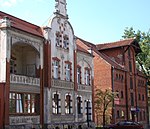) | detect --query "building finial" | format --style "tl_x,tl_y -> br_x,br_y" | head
55,0 -> 68,18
